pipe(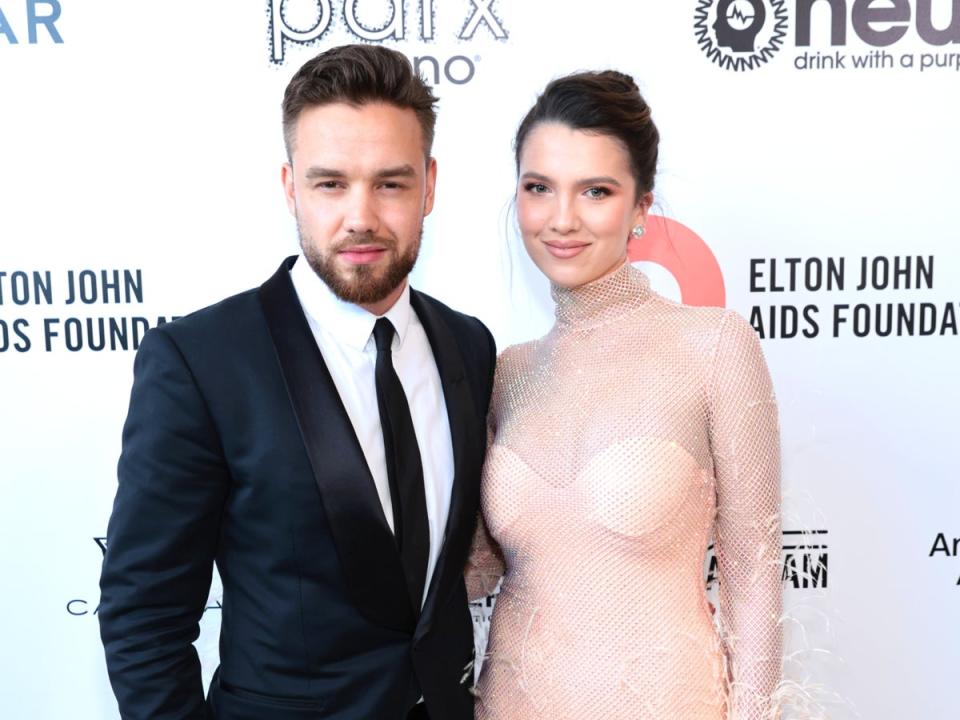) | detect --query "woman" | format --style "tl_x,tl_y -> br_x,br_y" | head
467,71 -> 783,720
